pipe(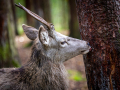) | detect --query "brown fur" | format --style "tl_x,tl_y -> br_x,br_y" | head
0,43 -> 68,90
